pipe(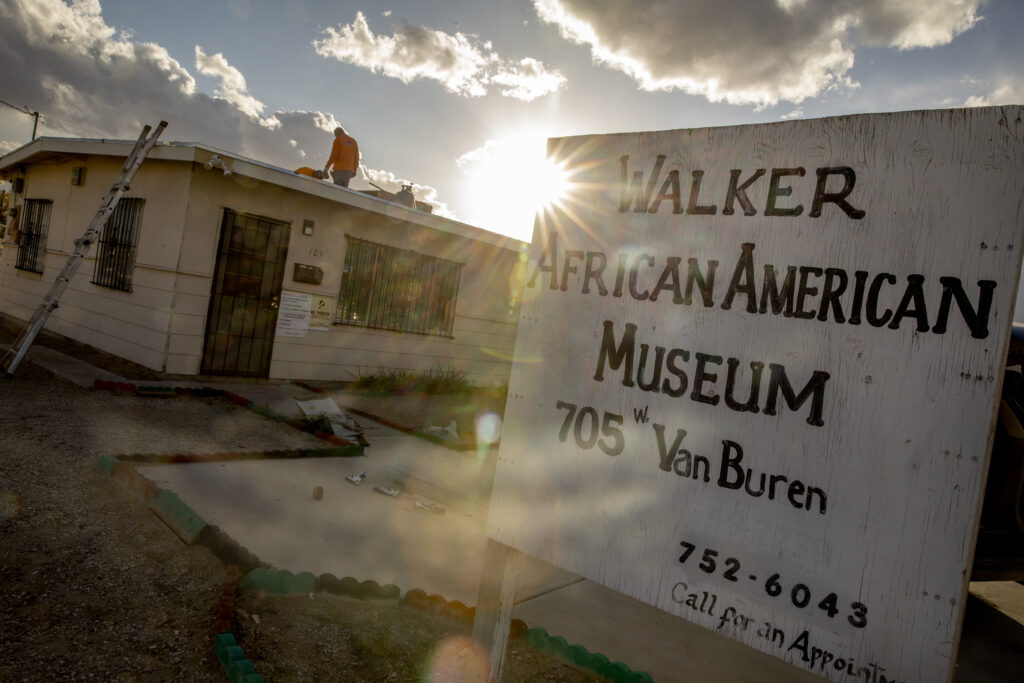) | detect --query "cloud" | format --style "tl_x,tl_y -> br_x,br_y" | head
533,0 -> 985,108
313,11 -> 566,101
964,82 -> 1024,108
0,0 -> 421,205
194,46 -> 274,125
